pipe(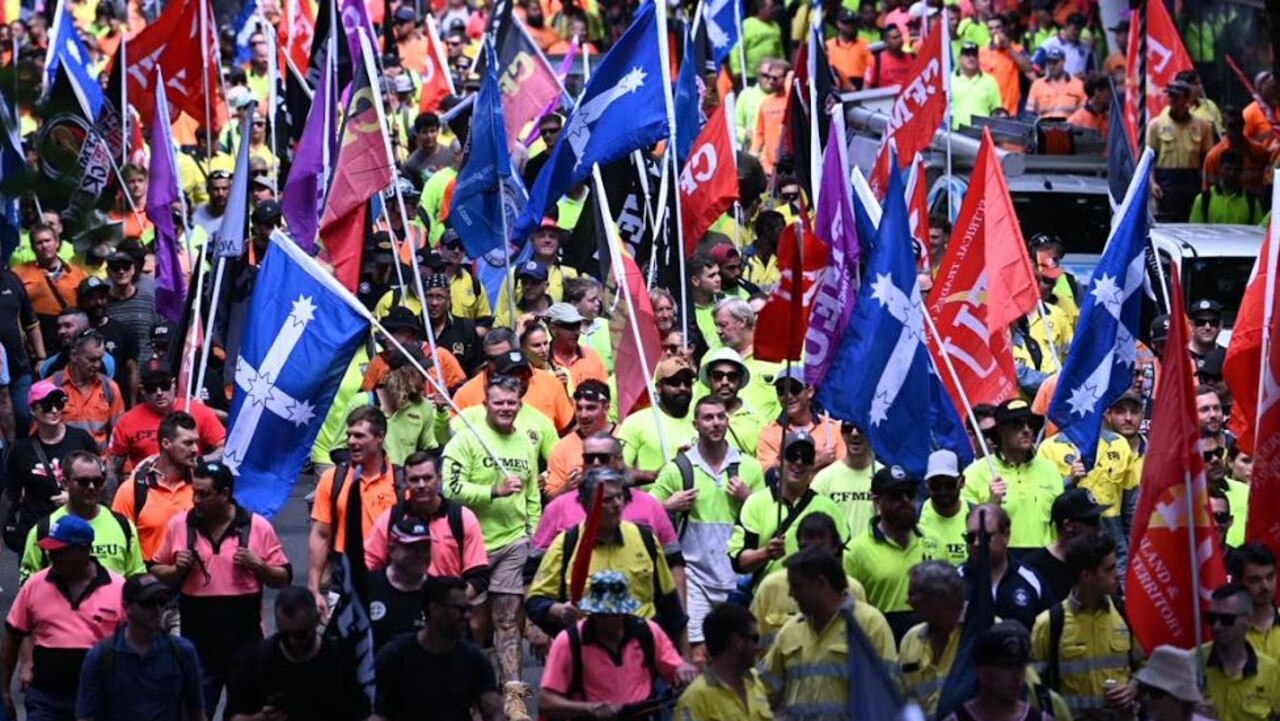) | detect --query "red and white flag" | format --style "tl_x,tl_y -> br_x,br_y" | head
906,155 -> 931,272
279,0 -> 315,75
1123,1 -> 1193,151
678,95 -> 739,253
1243,185 -> 1280,550
754,216 -> 830,363
1126,273 -> 1227,651
418,15 -> 456,114
114,0 -> 225,132
868,21 -> 950,197
926,128 -> 1038,410
1224,228 -> 1271,454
